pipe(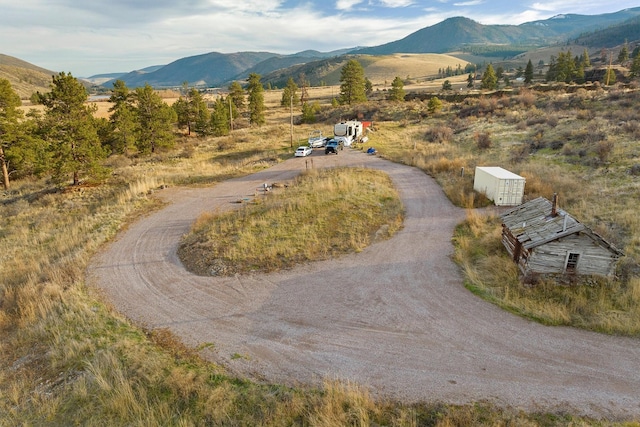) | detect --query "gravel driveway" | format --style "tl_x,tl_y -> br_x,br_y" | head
88,148 -> 640,419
